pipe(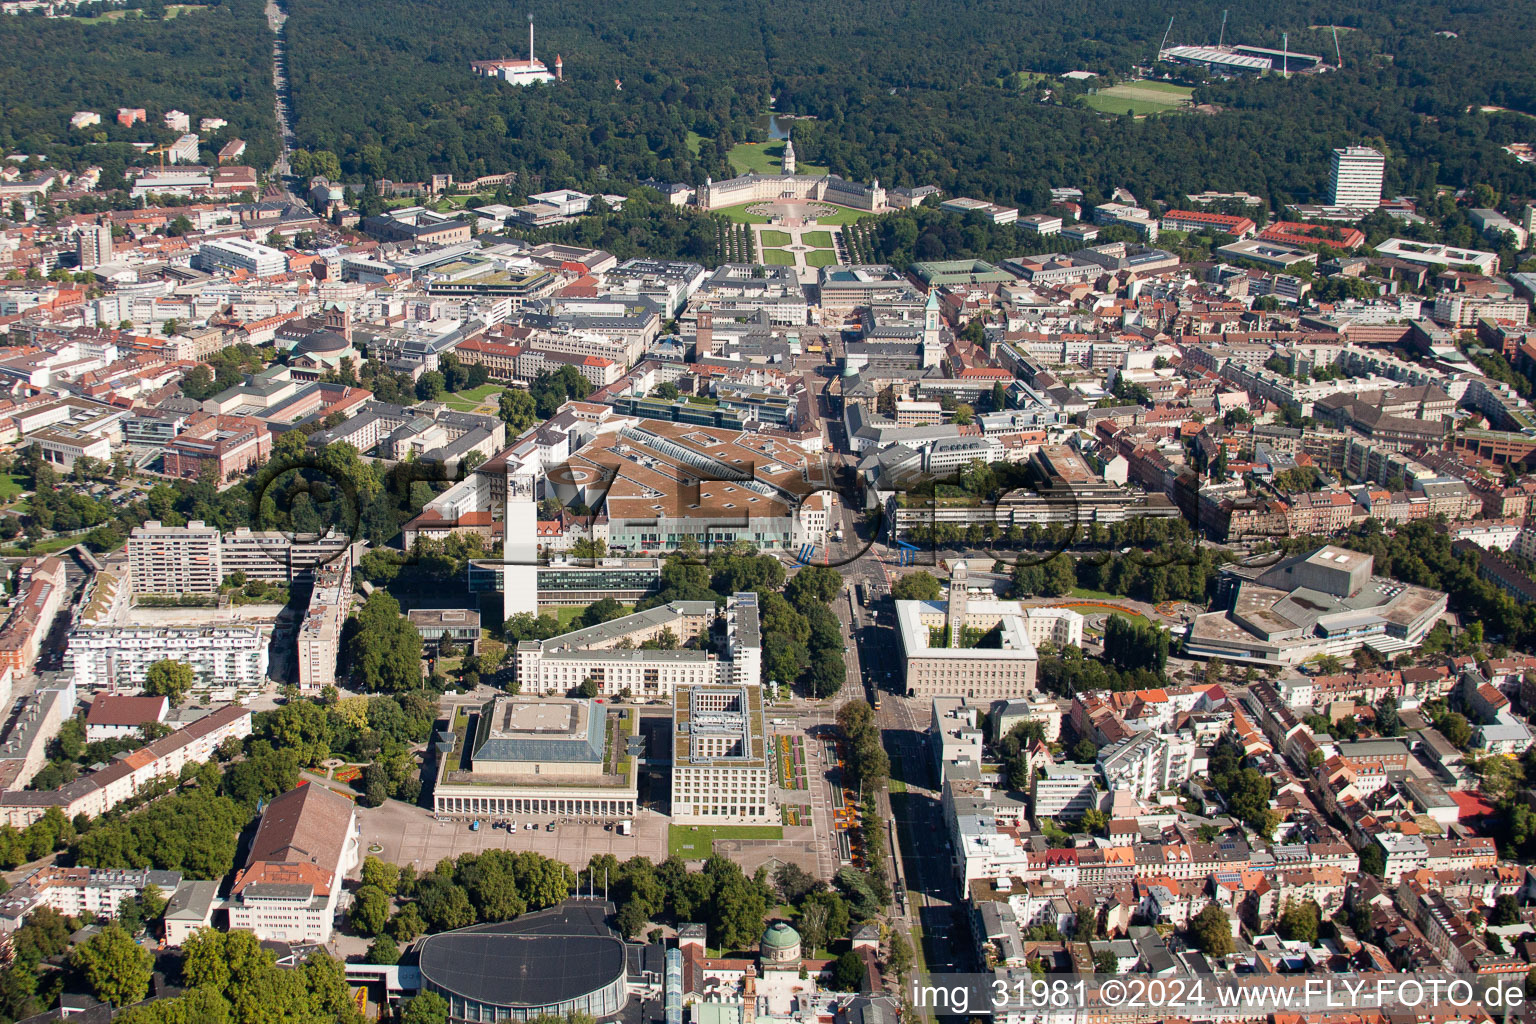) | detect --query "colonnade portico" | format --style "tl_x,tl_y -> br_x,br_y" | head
433,794 -> 637,817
